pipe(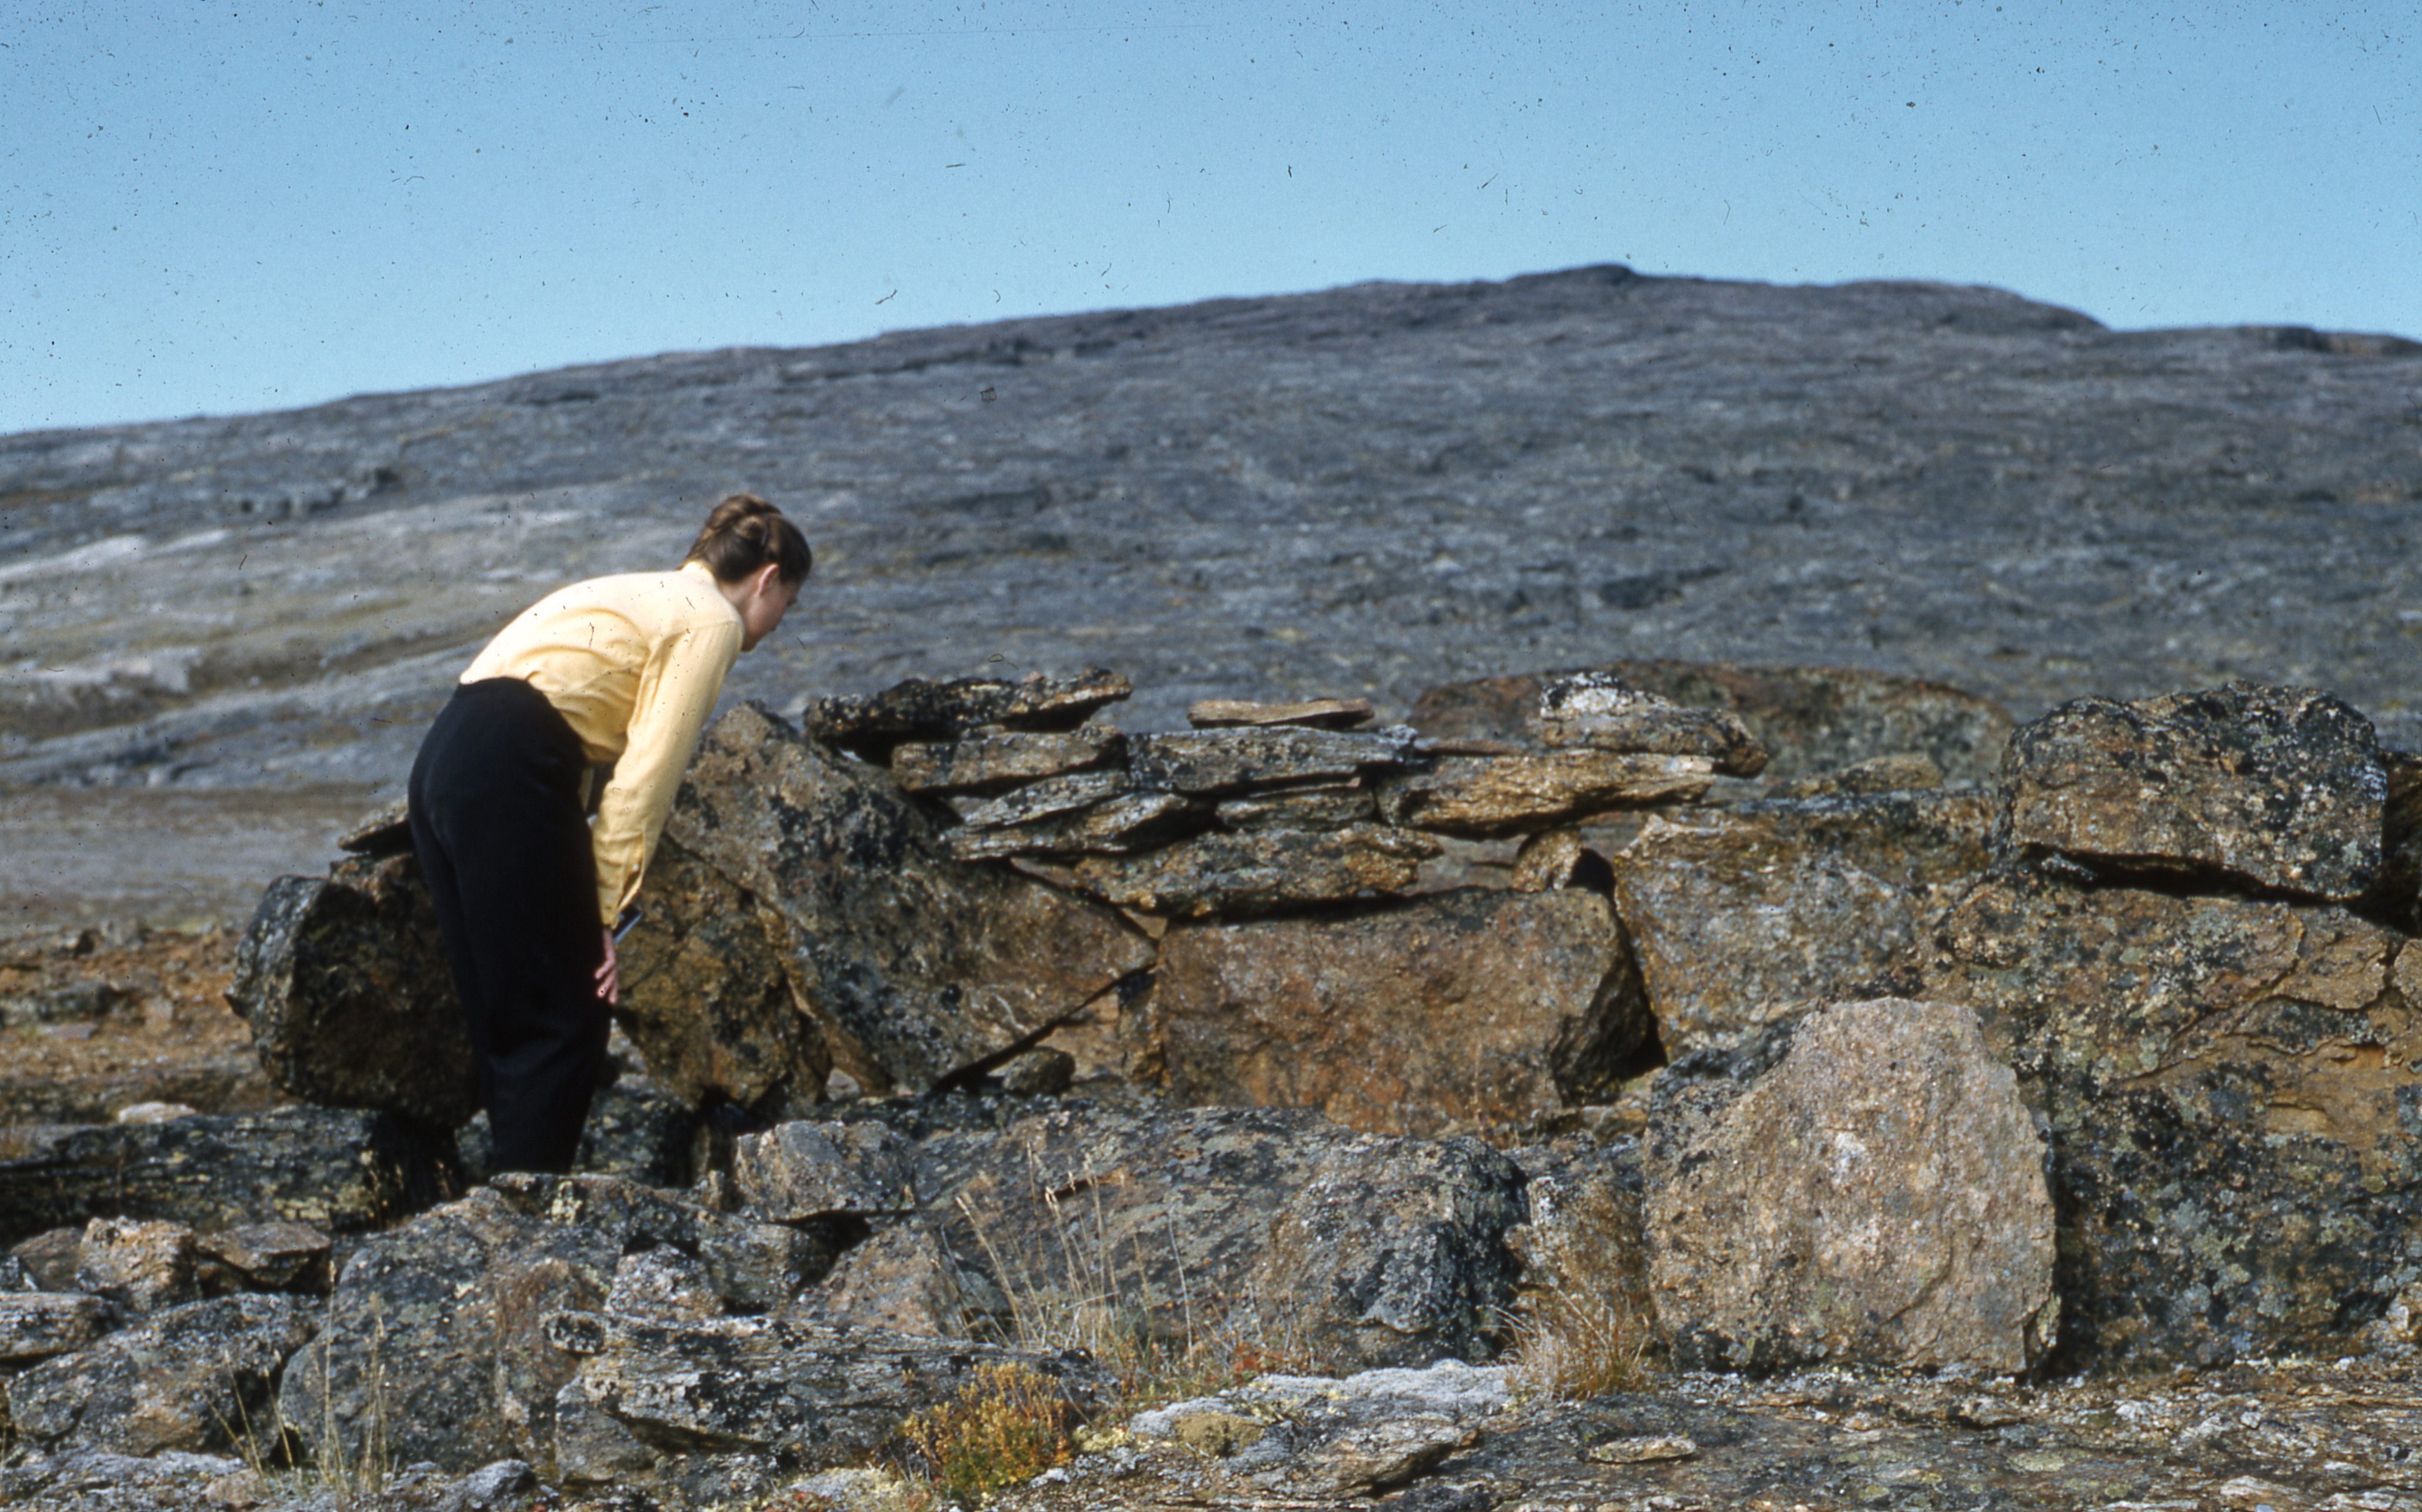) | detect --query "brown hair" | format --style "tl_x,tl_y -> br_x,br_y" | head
684,492 -> 813,585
